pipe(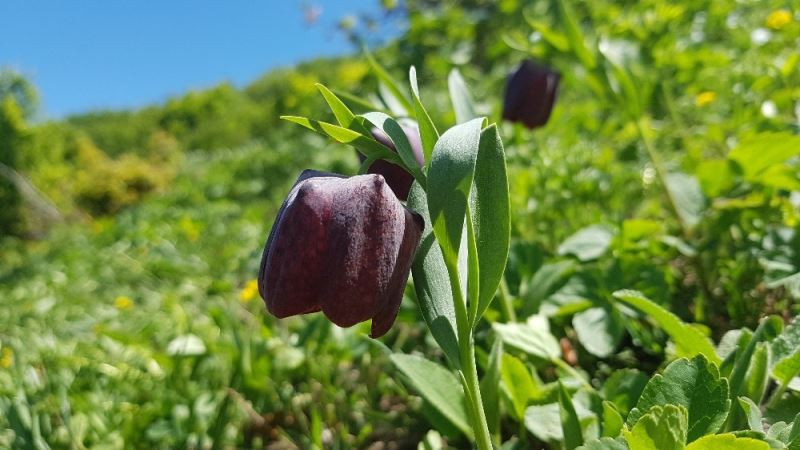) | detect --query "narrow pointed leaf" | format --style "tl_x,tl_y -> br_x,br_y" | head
361,111 -> 427,187
448,69 -> 478,124
316,83 -> 357,128
559,382 -> 584,450
409,66 -> 439,163
364,47 -> 413,114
